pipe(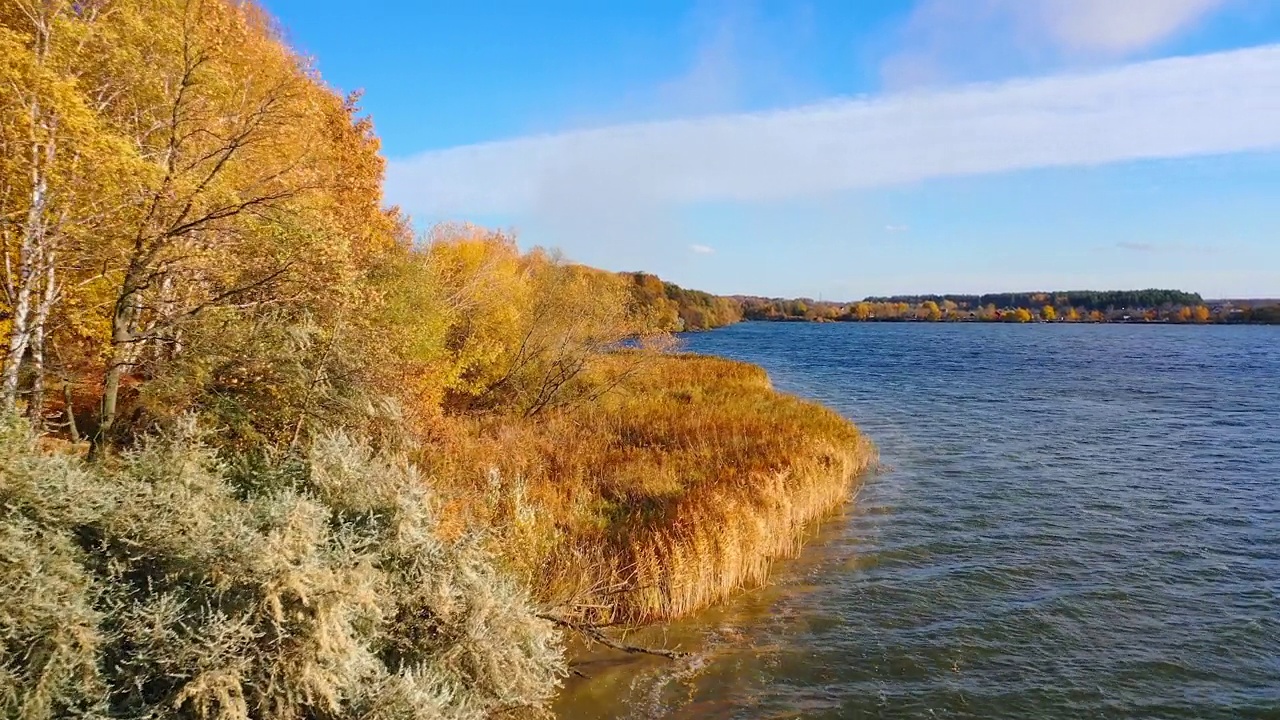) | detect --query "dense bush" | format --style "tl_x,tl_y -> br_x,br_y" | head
0,417 -> 564,719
